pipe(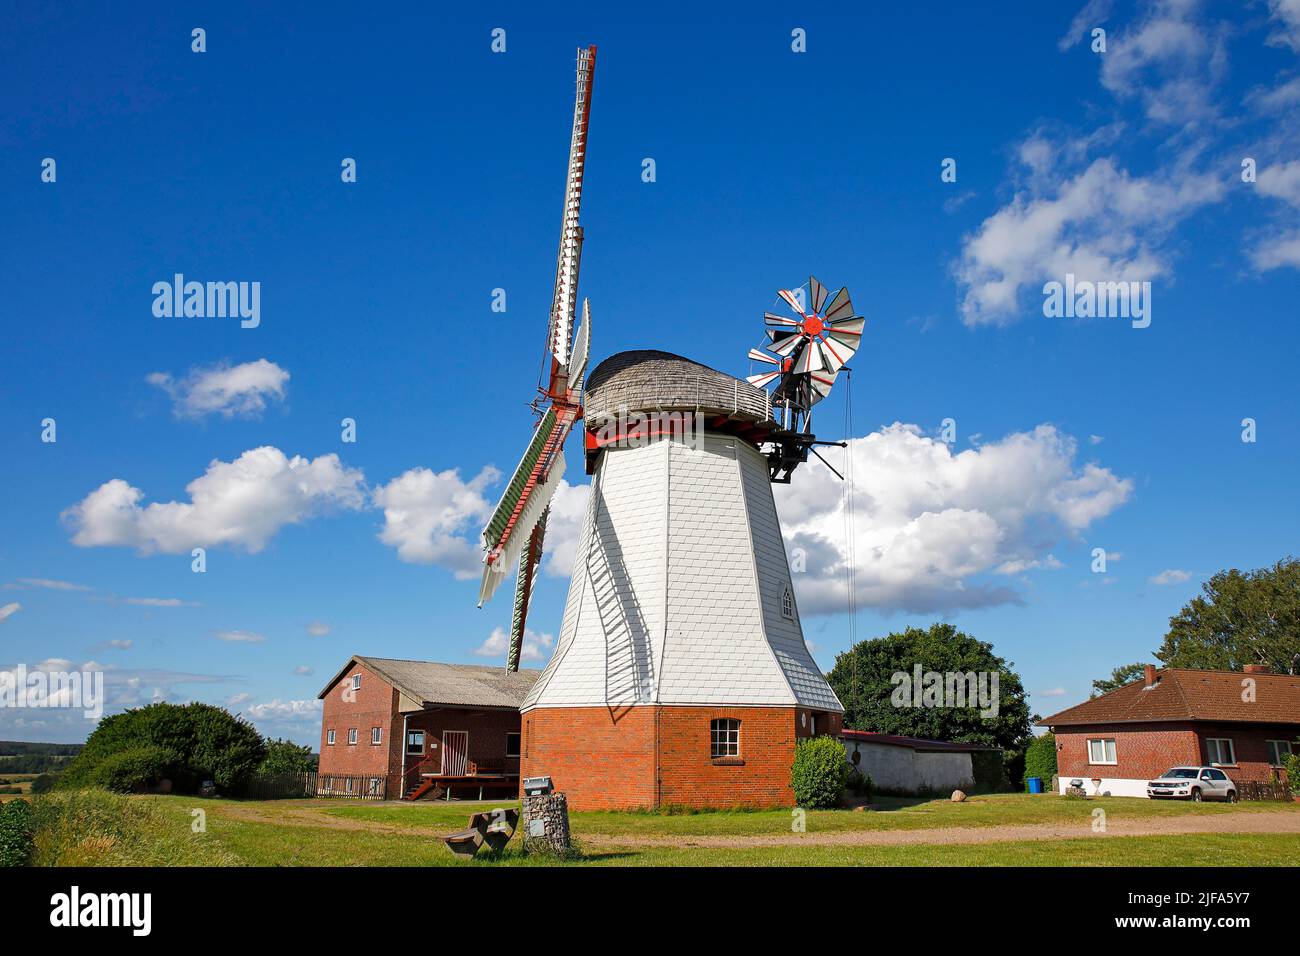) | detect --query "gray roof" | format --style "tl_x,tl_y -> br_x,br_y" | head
585,350 -> 775,427
319,656 -> 541,710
